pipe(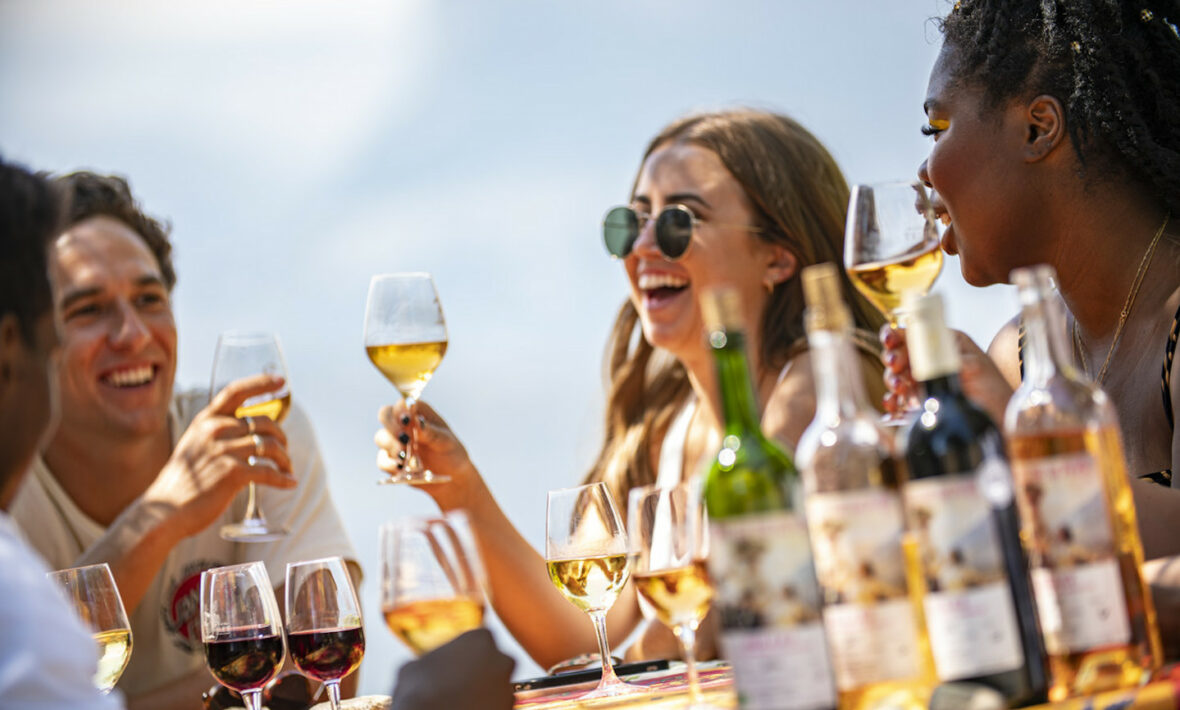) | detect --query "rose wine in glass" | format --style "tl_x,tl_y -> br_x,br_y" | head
363,273 -> 450,485
285,556 -> 365,710
380,513 -> 485,655
200,561 -> 286,710
48,563 -> 133,694
211,330 -> 291,542
546,482 -> 646,700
